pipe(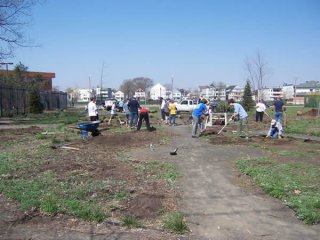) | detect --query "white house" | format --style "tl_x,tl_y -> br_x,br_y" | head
77,89 -> 93,102
282,84 -> 295,100
172,88 -> 182,101
135,88 -> 146,99
199,85 -> 226,100
258,87 -> 283,101
199,85 -> 215,99
150,84 -> 166,100
114,91 -> 124,101
295,81 -> 320,95
226,85 -> 244,102
165,88 -> 182,100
